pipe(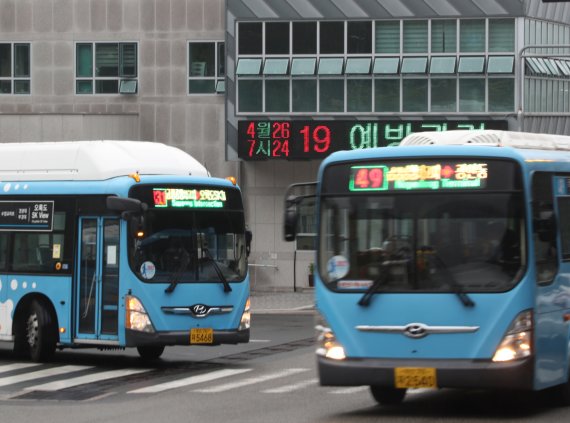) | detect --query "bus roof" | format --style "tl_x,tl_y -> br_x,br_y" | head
400,130 -> 570,150
0,140 -> 209,181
